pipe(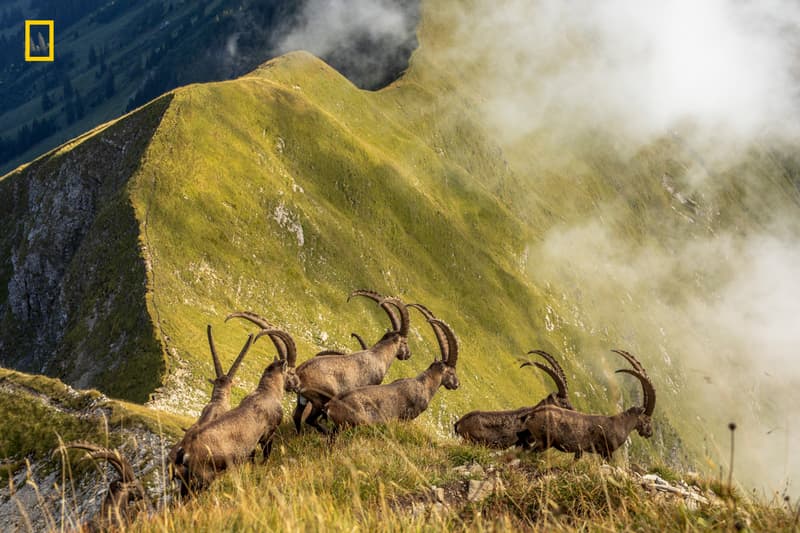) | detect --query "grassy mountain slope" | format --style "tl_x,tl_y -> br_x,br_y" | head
1,10 -> 711,474
134,51 -> 621,436
2,5 -> 799,528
